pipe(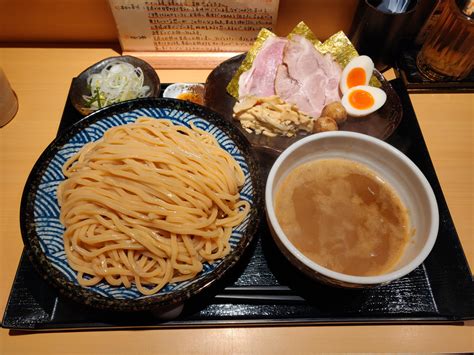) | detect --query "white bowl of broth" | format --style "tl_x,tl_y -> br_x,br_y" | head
265,131 -> 439,287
